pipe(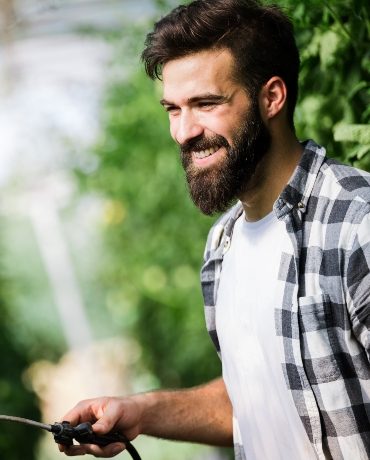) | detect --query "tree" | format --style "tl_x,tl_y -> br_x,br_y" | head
280,0 -> 370,164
